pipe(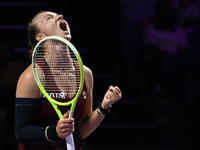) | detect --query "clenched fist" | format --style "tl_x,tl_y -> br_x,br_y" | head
102,86 -> 122,109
